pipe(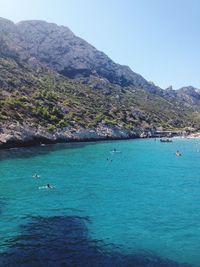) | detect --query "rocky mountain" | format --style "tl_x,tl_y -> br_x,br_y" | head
0,17 -> 199,148
0,17 -> 161,92
176,86 -> 200,108
161,85 -> 200,109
